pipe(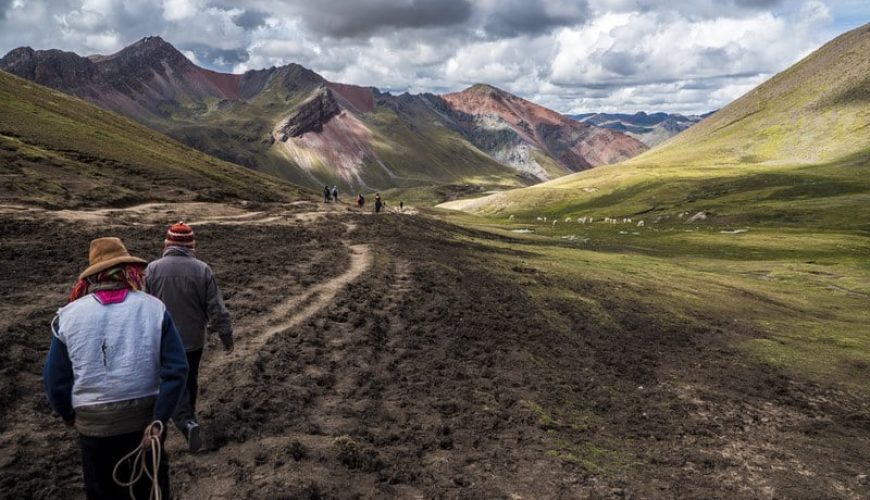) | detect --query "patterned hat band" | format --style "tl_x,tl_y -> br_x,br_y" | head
165,222 -> 195,245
